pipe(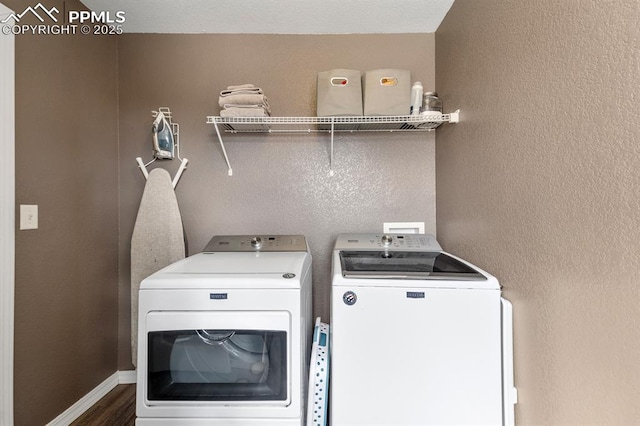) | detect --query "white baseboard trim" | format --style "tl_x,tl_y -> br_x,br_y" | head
46,370 -> 137,426
118,369 -> 137,384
